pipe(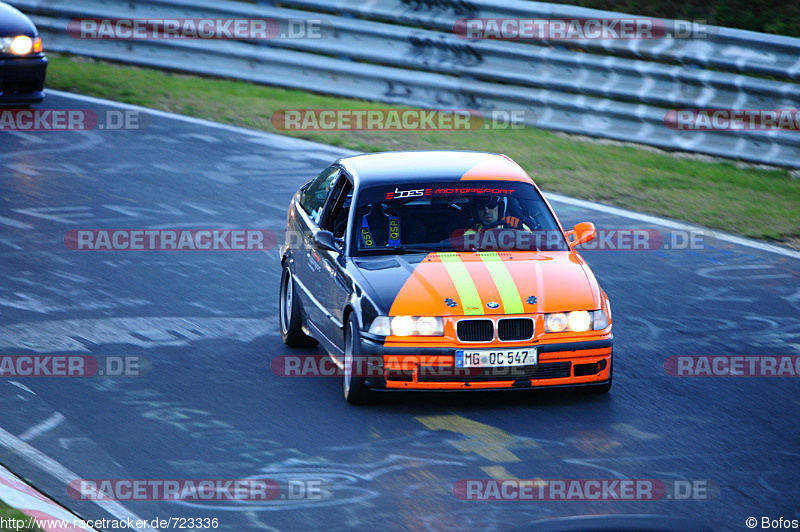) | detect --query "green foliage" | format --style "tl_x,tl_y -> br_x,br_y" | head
558,0 -> 798,37
0,501 -> 45,532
